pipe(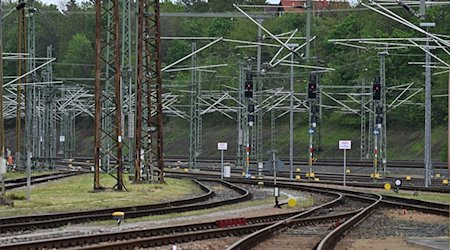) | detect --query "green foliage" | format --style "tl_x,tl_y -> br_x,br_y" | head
6,192 -> 25,200
440,140 -> 448,162
2,0 -> 448,160
61,33 -> 94,78
208,18 -> 234,37
166,40 -> 191,65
